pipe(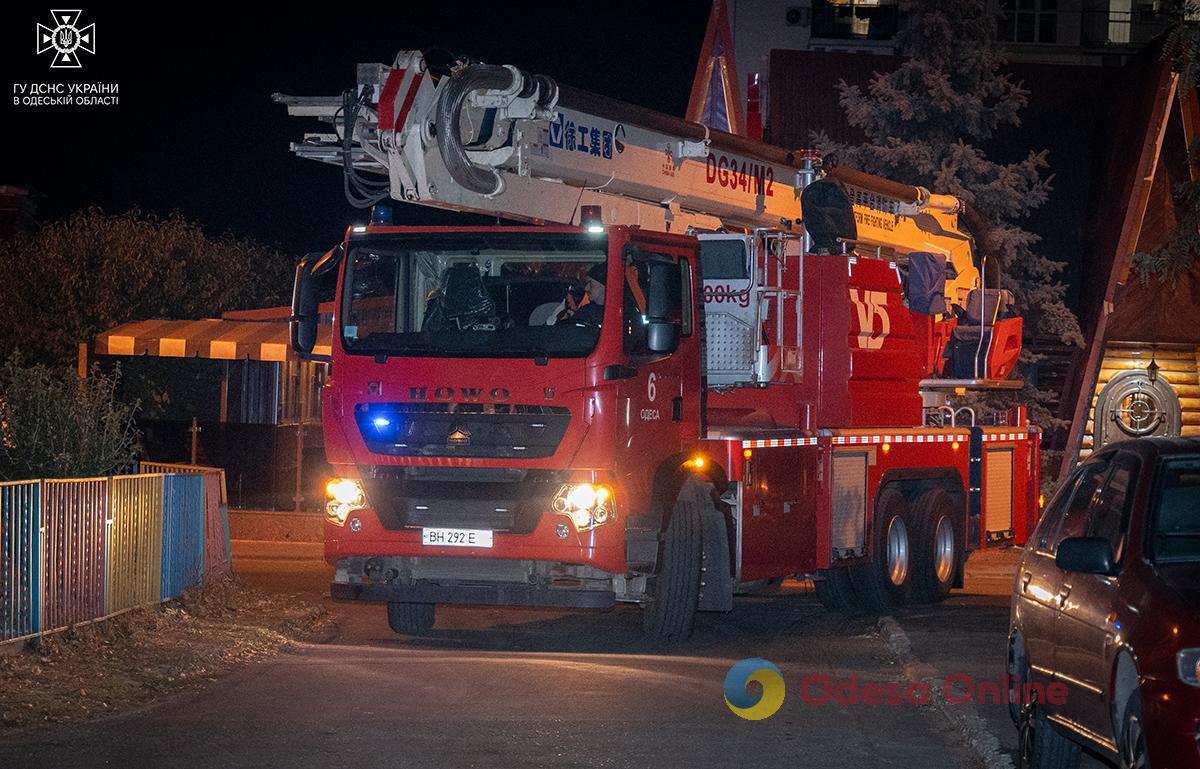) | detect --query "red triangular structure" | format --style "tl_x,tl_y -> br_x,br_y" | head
687,0 -> 744,136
